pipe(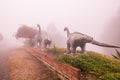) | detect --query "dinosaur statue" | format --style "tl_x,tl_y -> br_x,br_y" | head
64,27 -> 120,54
33,24 -> 42,47
43,38 -> 52,48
